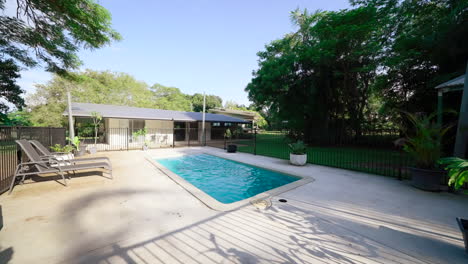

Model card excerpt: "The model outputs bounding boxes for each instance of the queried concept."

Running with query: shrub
[402,112,451,169]
[438,157,468,190]
[50,144,74,153]
[289,140,307,155]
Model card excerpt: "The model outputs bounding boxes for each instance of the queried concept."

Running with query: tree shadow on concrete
[264,200,468,264]
[50,187,468,264]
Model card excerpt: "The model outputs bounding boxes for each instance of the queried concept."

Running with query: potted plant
[50,144,75,159]
[402,112,451,191]
[225,128,237,153]
[143,140,149,151]
[50,144,74,154]
[289,140,307,166]
[89,111,102,154]
[438,157,468,253]
[68,136,86,157]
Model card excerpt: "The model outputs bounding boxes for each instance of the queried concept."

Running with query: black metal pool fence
[75,126,413,178]
[81,125,412,179]
[0,126,66,193]
[2,125,456,194]
[208,128,415,179]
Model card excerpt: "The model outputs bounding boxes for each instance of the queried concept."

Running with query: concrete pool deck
[0,147,467,263]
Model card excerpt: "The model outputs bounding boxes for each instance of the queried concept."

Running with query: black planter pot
[74,147,87,157]
[409,167,444,191]
[227,144,237,153]
[457,218,468,253]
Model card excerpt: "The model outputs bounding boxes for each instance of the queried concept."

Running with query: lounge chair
[9,140,112,194]
[29,140,111,165]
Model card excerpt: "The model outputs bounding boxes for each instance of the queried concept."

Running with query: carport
[436,70,468,158]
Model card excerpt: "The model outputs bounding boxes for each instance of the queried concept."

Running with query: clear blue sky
[18,0,350,106]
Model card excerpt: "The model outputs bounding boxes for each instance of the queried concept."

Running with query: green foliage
[224,128,232,139]
[190,93,223,112]
[50,144,74,153]
[151,84,192,111]
[26,71,196,126]
[132,128,147,137]
[67,136,81,151]
[247,1,467,137]
[0,0,120,113]
[438,157,468,191]
[246,6,385,138]
[402,112,451,169]
[255,115,268,129]
[224,100,245,110]
[353,0,468,119]
[91,112,102,145]
[0,59,25,115]
[289,140,307,155]
[26,69,233,127]
[0,110,31,126]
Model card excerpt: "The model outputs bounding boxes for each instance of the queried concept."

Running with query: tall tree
[151,84,192,111]
[246,6,385,140]
[190,93,222,112]
[0,110,31,126]
[353,0,468,117]
[0,0,121,116]
[0,59,24,123]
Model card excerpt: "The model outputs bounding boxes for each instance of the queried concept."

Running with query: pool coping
[145,151,315,211]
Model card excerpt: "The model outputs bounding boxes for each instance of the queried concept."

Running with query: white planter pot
[89,146,97,154]
[290,153,307,166]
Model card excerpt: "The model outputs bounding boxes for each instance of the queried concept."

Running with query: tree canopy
[190,93,223,112]
[23,70,226,127]
[151,84,192,111]
[246,0,468,140]
[0,0,120,119]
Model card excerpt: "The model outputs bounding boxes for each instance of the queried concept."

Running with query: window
[224,122,232,127]
[131,120,145,130]
[212,122,221,127]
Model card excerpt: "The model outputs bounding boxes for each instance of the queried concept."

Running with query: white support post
[202,92,206,146]
[66,87,75,142]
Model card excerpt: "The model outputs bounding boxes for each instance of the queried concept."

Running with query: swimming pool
[155,154,300,204]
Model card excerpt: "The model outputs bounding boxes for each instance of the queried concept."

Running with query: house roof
[435,74,465,90]
[65,103,250,123]
[210,108,257,117]
[209,108,259,122]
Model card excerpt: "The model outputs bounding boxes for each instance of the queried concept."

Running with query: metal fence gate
[0,127,66,194]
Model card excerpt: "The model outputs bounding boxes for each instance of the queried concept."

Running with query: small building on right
[436,72,467,158]
[209,108,261,129]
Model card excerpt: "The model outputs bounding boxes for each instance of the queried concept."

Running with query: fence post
[172,126,175,148]
[203,125,206,146]
[126,128,129,151]
[224,133,226,150]
[254,128,257,155]
[49,127,52,147]
[187,126,190,147]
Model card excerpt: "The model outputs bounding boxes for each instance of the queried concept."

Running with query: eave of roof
[210,108,257,117]
[435,74,465,90]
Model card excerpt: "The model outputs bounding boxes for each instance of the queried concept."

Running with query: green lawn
[235,132,412,178]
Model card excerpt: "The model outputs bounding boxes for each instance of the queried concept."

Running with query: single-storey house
[64,103,250,149]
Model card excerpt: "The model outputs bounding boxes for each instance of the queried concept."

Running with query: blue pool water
[156,154,299,204]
